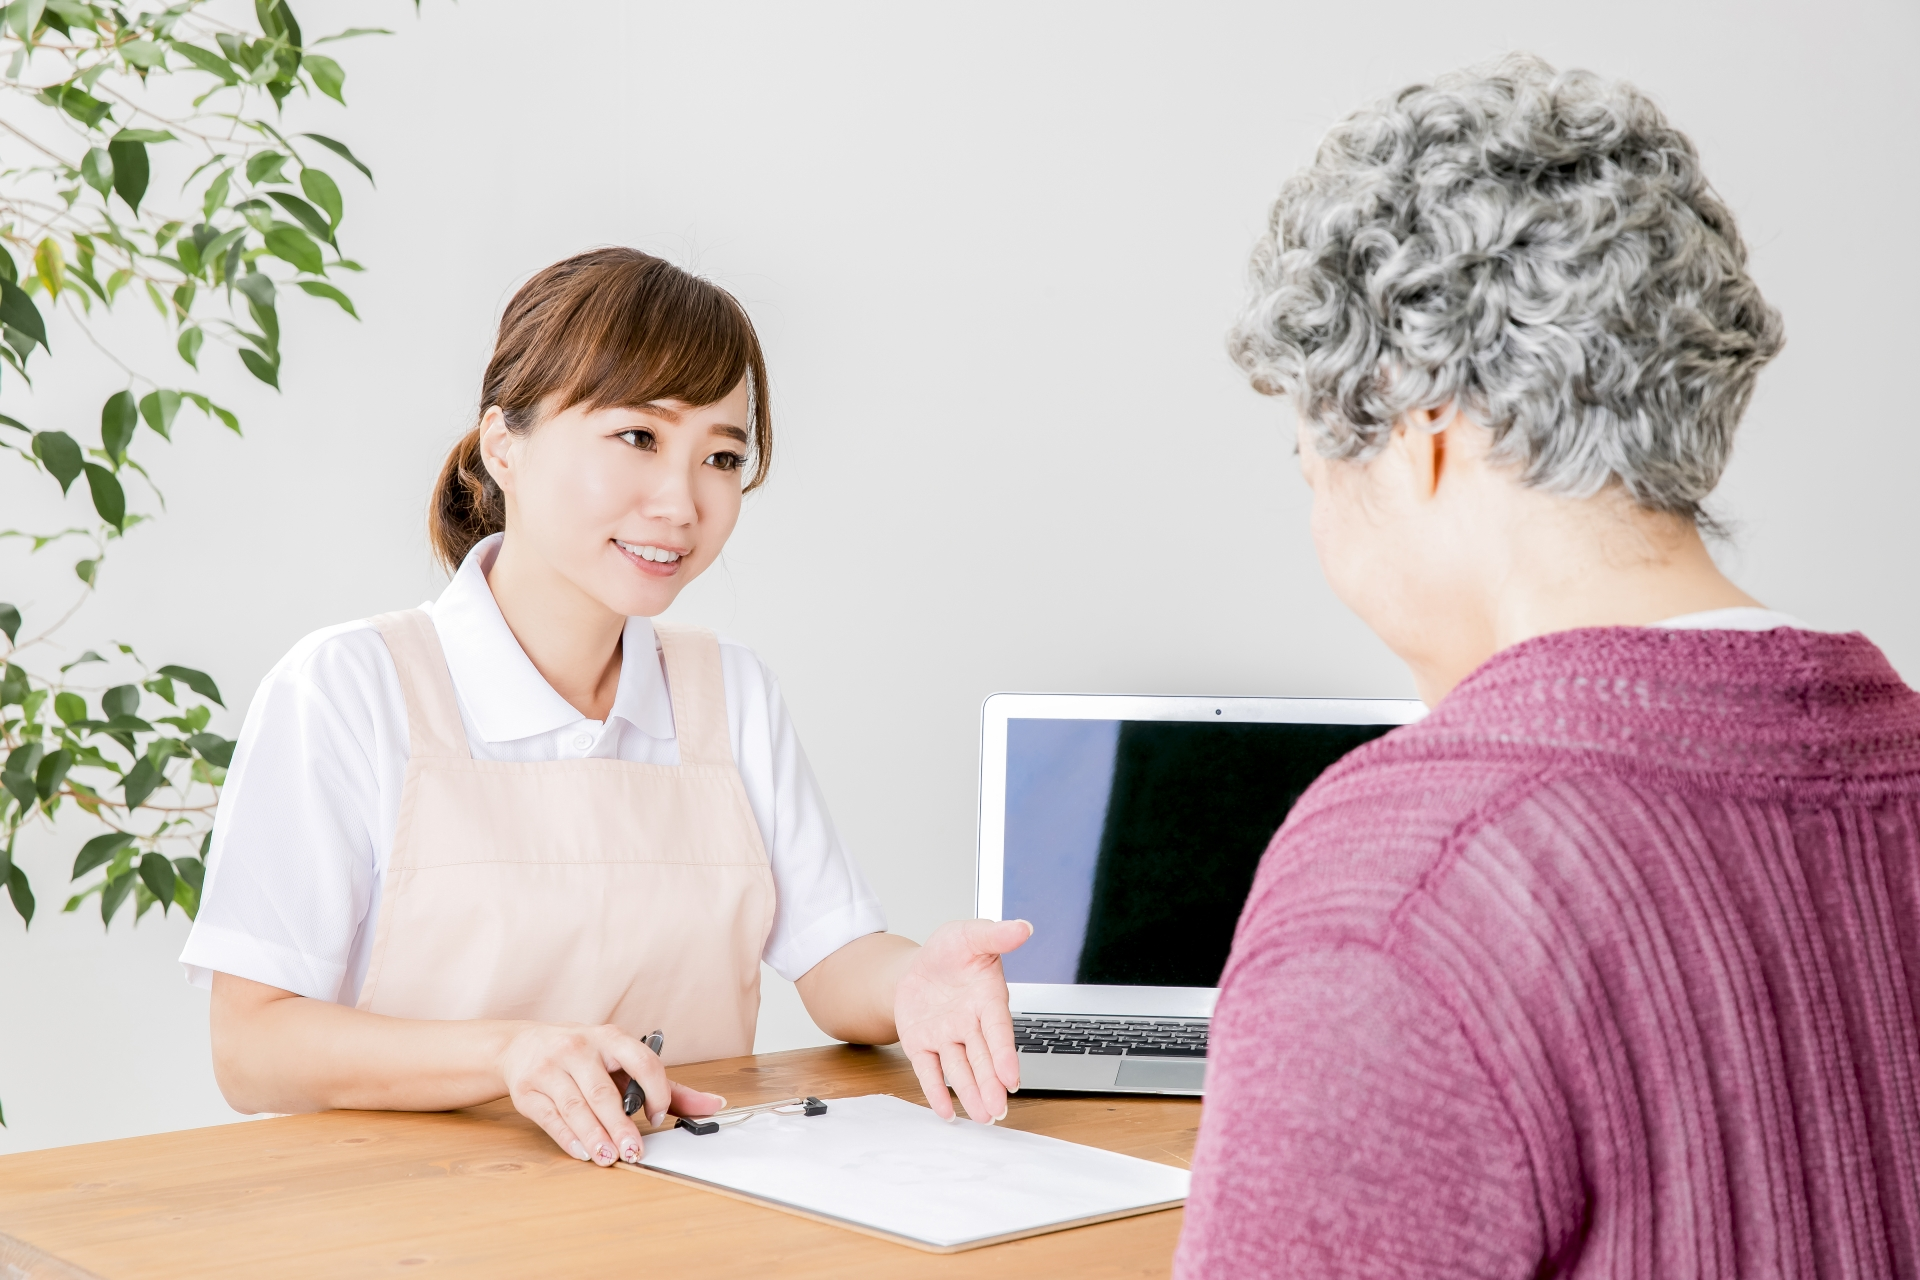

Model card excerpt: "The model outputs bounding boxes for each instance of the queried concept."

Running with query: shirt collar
[428,533,676,744]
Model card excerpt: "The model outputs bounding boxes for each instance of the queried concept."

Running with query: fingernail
[569,1141,589,1161]
[712,1096,727,1109]
[995,1108,1008,1123]
[621,1140,641,1163]
[595,1143,616,1165]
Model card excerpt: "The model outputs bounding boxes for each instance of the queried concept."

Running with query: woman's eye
[617,429,656,450]
[706,451,745,472]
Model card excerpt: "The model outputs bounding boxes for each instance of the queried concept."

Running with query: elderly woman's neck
[1423,494,1760,701]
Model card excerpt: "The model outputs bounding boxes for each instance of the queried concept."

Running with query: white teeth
[617,540,682,564]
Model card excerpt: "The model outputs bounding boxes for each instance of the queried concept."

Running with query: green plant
[0,1,397,1122]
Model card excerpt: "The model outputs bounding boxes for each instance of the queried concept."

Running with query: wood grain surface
[0,1044,1201,1279]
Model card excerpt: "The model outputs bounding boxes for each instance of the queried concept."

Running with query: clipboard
[618,1093,1190,1253]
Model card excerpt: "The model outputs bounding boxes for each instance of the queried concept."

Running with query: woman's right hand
[496,1022,726,1166]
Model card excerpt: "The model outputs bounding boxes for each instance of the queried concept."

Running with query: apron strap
[652,622,733,768]
[370,609,472,761]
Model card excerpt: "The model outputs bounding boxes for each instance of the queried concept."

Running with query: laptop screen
[999,718,1394,989]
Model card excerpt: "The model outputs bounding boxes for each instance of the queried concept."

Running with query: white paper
[636,1093,1190,1249]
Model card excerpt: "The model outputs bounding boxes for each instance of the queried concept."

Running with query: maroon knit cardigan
[1175,627,1920,1279]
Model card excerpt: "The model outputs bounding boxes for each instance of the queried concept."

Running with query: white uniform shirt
[180,533,886,1004]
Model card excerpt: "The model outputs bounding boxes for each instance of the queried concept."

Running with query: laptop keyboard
[1012,1016,1210,1058]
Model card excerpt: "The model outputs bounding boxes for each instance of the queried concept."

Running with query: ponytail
[428,426,504,574]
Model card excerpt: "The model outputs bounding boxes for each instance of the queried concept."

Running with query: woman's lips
[613,538,685,577]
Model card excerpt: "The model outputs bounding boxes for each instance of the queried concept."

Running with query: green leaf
[0,280,48,352]
[298,133,373,184]
[34,238,64,298]
[54,691,84,723]
[0,665,28,708]
[73,559,96,586]
[187,733,234,767]
[102,684,139,718]
[267,192,333,243]
[101,389,137,463]
[263,226,323,275]
[138,390,182,440]
[202,168,232,220]
[113,128,175,144]
[177,325,204,369]
[245,151,289,185]
[174,855,204,894]
[34,748,70,800]
[0,603,16,643]
[83,462,125,529]
[43,83,111,128]
[298,168,342,227]
[2,772,36,810]
[234,270,276,309]
[8,0,46,42]
[168,41,238,84]
[238,348,279,388]
[107,137,149,213]
[80,146,114,197]
[119,39,167,69]
[137,851,176,912]
[32,430,82,493]
[295,280,358,319]
[303,53,345,103]
[101,868,134,924]
[73,831,135,878]
[156,665,224,707]
[59,650,103,673]
[8,864,33,929]
[314,26,391,43]
[121,758,161,810]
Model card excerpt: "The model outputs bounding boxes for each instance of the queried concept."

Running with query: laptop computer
[977,692,1425,1095]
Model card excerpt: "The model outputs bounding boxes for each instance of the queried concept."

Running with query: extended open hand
[894,918,1033,1122]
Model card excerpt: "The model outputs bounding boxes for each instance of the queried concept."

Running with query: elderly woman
[1176,56,1920,1279]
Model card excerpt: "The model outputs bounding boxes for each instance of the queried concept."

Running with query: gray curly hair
[1230,54,1784,524]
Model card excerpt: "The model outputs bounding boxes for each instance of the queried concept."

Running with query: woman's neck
[483,535,626,721]
[1410,494,1760,705]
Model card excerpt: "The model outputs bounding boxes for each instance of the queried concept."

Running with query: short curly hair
[1229,54,1784,525]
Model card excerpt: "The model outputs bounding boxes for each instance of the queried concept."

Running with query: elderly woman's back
[1178,625,1920,1277]
[1177,56,1919,1279]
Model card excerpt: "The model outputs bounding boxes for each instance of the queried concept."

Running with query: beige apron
[353,609,775,1067]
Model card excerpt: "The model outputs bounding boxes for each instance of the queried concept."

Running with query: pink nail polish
[621,1141,641,1163]
[596,1144,615,1164]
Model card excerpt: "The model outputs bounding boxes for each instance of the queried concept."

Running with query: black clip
[802,1096,827,1116]
[675,1116,720,1135]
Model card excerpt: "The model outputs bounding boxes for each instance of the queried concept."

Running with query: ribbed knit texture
[1175,627,1920,1280]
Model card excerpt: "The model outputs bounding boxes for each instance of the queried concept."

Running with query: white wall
[3,0,1915,1154]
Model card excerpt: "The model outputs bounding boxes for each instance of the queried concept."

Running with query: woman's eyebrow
[708,424,749,443]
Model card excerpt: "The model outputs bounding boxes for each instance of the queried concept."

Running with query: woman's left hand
[895,918,1034,1123]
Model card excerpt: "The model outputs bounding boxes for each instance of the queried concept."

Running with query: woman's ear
[1390,407,1445,503]
[478,406,516,496]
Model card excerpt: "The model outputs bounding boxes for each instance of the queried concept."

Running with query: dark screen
[1000,719,1392,987]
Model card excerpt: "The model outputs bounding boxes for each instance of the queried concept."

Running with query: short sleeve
[1174,946,1543,1280]
[178,623,401,1003]
[718,642,886,981]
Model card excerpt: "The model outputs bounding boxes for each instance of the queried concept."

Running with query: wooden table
[0,1044,1200,1278]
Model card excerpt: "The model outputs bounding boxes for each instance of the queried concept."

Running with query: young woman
[182,248,1029,1168]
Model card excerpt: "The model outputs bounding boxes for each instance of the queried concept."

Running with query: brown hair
[429,247,773,573]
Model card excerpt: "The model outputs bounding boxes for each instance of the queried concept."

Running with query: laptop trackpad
[1116,1058,1207,1091]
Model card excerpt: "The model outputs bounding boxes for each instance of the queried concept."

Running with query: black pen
[622,1029,665,1118]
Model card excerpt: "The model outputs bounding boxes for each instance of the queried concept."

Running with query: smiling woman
[178,248,1034,1171]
